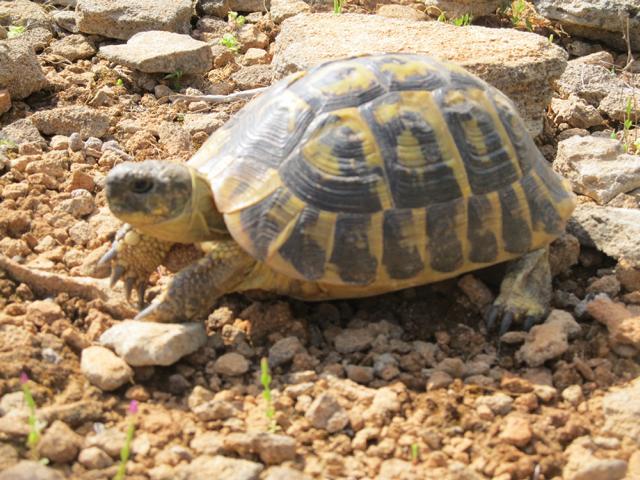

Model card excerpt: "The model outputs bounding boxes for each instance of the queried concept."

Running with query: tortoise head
[105,160,227,243]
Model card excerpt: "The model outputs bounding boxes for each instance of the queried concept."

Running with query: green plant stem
[114,422,135,480]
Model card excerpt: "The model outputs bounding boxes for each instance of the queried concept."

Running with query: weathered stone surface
[305,393,349,432]
[175,455,263,480]
[99,31,213,74]
[534,0,640,52]
[516,310,581,367]
[0,0,53,51]
[563,436,628,480]
[553,136,640,204]
[272,13,567,136]
[424,0,503,17]
[568,204,640,267]
[38,420,82,463]
[0,461,64,480]
[603,377,640,443]
[49,34,96,61]
[598,87,640,123]
[199,0,268,19]
[76,0,192,40]
[555,55,624,106]
[231,64,273,89]
[587,295,640,350]
[214,352,250,376]
[81,345,133,391]
[377,4,427,21]
[0,119,46,146]
[0,41,49,99]
[99,321,207,366]
[30,106,110,139]
[270,0,310,24]
[551,95,604,129]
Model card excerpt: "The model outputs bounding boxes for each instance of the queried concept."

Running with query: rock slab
[568,204,640,267]
[99,320,207,366]
[516,310,581,367]
[272,13,568,136]
[0,41,49,99]
[553,136,640,204]
[99,31,213,74]
[602,377,640,443]
[76,0,192,40]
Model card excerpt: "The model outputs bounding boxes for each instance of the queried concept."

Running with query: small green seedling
[410,443,420,465]
[436,12,447,22]
[452,13,472,26]
[7,25,26,39]
[163,69,184,91]
[228,11,246,26]
[622,97,636,153]
[547,33,554,44]
[220,33,240,53]
[260,358,277,432]
[333,0,343,14]
[510,0,526,25]
[114,400,138,480]
[20,373,43,460]
[610,131,618,140]
[115,78,124,87]
[0,139,17,148]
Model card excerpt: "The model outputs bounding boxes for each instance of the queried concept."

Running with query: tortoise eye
[132,178,153,194]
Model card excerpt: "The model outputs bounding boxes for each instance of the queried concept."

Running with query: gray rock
[551,95,604,129]
[0,0,54,51]
[175,455,263,480]
[269,336,304,367]
[373,353,400,380]
[424,0,503,17]
[76,0,192,40]
[553,136,640,204]
[563,436,628,480]
[38,420,82,463]
[199,0,268,19]
[598,87,640,123]
[99,31,213,74]
[99,320,207,366]
[78,446,114,469]
[183,113,226,134]
[231,64,273,90]
[602,376,640,442]
[345,364,374,384]
[334,328,375,353]
[253,433,297,464]
[0,461,64,480]
[49,34,96,61]
[516,310,581,367]
[80,345,133,391]
[58,189,95,218]
[376,4,427,21]
[0,41,49,99]
[30,106,109,139]
[568,203,640,267]
[555,57,622,106]
[272,13,568,136]
[0,118,46,146]
[190,432,224,455]
[305,393,349,432]
[270,0,310,24]
[214,352,250,376]
[53,11,79,33]
[476,393,514,416]
[191,399,239,421]
[263,467,312,480]
[534,0,639,52]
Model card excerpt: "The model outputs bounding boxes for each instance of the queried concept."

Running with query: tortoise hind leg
[485,248,552,334]
[135,240,256,323]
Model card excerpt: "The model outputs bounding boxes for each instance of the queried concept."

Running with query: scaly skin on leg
[486,248,552,334]
[99,224,174,308]
[135,239,256,323]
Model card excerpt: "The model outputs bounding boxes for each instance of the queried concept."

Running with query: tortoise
[102,53,576,331]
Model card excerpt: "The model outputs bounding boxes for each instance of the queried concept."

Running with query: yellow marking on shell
[214,168,282,214]
[379,58,433,83]
[319,63,379,97]
[485,190,507,261]
[302,107,394,210]
[511,180,533,234]
[444,89,489,158]
[264,194,308,260]
[374,91,472,198]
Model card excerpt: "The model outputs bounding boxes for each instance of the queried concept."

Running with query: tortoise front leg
[135,240,256,323]
[486,248,552,334]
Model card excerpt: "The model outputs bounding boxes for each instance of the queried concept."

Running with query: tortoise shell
[189,54,575,290]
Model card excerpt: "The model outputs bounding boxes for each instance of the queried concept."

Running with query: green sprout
[436,12,447,22]
[333,0,343,14]
[115,78,124,87]
[114,400,138,480]
[452,13,472,26]
[622,97,636,153]
[610,131,618,140]
[548,33,554,44]
[0,139,17,148]
[410,443,420,464]
[228,11,246,26]
[163,69,184,91]
[7,25,26,39]
[510,0,526,25]
[20,373,43,460]
[260,358,277,433]
[219,33,240,53]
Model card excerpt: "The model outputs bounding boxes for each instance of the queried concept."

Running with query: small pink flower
[128,400,139,415]
[19,372,29,384]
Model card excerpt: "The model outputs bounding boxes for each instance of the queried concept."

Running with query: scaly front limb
[99,224,174,308]
[135,239,256,323]
[485,248,552,334]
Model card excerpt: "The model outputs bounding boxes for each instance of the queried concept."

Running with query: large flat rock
[76,0,192,40]
[534,0,639,52]
[272,14,568,136]
[99,31,213,74]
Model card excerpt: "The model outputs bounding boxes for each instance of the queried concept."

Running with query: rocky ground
[0,0,640,479]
